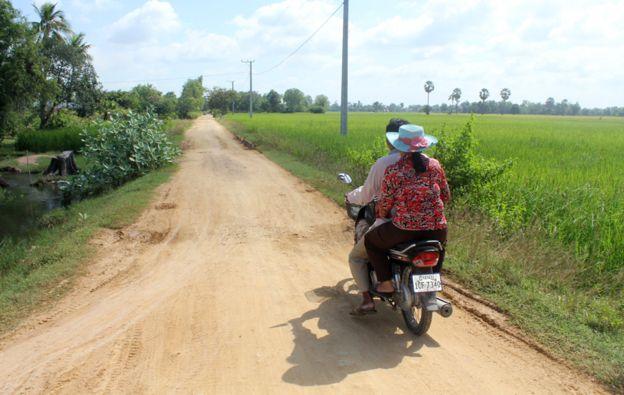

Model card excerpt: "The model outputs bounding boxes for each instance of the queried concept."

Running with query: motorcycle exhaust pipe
[435,297,453,318]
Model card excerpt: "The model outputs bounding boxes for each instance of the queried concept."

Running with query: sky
[12,0,624,107]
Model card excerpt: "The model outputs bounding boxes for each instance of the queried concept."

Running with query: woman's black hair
[385,118,410,133]
[411,152,428,174]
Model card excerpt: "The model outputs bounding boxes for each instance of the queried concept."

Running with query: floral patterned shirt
[377,154,450,231]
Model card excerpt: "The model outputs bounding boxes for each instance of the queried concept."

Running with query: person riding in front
[364,124,450,294]
[346,118,409,315]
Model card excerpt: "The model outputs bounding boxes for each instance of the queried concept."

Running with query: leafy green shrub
[0,111,38,141]
[187,111,203,119]
[47,109,83,129]
[63,111,180,198]
[433,116,511,198]
[309,105,325,114]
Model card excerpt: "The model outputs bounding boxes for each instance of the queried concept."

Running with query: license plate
[412,273,442,293]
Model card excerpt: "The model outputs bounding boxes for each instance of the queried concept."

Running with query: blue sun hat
[386,124,437,153]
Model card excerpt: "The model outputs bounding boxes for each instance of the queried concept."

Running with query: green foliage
[0,0,45,139]
[206,87,233,116]
[104,90,139,110]
[31,2,101,128]
[157,91,178,118]
[63,111,180,198]
[433,116,511,197]
[131,84,162,112]
[263,89,283,112]
[313,94,329,111]
[46,108,82,129]
[177,76,205,118]
[309,105,325,114]
[283,88,306,112]
[15,124,94,152]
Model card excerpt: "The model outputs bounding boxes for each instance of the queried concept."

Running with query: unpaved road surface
[0,117,605,394]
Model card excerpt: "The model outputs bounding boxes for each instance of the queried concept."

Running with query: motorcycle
[338,172,453,336]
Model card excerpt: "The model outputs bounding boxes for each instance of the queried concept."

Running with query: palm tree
[33,2,71,42]
[68,33,91,61]
[479,88,490,114]
[448,88,461,114]
[500,88,511,114]
[500,88,511,102]
[424,81,434,115]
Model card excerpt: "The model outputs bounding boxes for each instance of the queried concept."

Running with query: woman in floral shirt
[364,124,450,294]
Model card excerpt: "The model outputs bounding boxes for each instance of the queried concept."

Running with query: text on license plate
[412,273,442,293]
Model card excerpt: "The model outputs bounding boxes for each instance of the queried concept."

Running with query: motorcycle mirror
[337,173,353,185]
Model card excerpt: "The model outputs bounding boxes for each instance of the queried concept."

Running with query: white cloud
[233,0,342,58]
[94,0,623,107]
[107,0,180,44]
[344,0,624,106]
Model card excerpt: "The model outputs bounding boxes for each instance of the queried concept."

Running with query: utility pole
[228,80,235,113]
[340,0,349,135]
[241,59,255,118]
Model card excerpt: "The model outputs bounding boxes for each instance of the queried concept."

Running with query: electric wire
[102,2,343,85]
[254,3,343,75]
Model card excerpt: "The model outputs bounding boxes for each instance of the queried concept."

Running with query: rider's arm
[345,160,384,205]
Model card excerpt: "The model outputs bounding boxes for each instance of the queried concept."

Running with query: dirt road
[0,117,605,394]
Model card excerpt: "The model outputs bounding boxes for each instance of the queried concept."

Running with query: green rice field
[223,112,624,389]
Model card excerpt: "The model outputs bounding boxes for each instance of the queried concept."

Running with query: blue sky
[12,0,624,107]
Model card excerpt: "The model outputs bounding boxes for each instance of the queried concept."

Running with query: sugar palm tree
[500,88,511,114]
[33,2,71,42]
[479,88,490,114]
[424,81,434,114]
[448,88,461,114]
[500,88,511,102]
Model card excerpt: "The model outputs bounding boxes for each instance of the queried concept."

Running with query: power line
[102,3,343,86]
[254,3,343,75]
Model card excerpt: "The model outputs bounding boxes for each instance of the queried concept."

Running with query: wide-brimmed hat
[386,124,437,153]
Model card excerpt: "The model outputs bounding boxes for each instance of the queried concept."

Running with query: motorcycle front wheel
[400,266,433,336]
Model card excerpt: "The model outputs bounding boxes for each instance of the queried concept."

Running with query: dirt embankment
[0,117,606,394]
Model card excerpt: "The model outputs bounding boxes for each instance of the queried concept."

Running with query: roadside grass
[222,116,624,391]
[0,119,192,335]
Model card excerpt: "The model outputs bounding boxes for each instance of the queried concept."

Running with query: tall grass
[15,125,98,153]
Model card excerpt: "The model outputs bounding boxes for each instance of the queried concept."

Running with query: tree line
[205,88,329,115]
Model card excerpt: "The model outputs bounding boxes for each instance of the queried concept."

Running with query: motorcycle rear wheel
[400,266,433,336]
